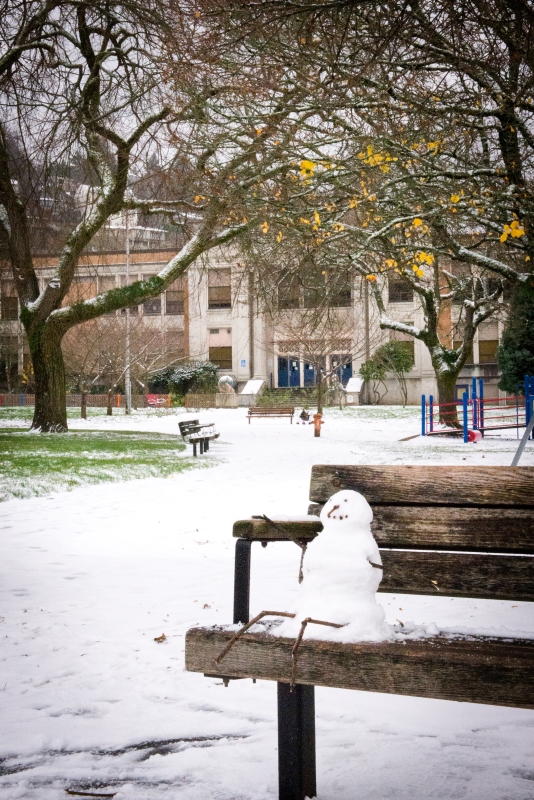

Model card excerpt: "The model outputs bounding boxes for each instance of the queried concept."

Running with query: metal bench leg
[199,439,204,455]
[277,682,316,800]
[193,441,197,457]
[233,539,251,624]
[205,437,209,451]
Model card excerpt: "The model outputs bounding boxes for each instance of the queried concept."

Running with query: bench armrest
[233,518,321,541]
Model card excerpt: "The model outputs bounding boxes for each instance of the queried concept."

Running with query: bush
[169,361,219,395]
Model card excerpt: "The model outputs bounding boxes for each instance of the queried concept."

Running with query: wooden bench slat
[310,465,534,507]
[379,551,534,600]
[233,509,534,554]
[185,628,534,709]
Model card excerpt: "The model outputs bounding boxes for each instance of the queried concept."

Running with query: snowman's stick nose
[327,504,340,518]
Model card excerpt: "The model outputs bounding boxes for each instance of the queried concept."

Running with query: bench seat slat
[310,465,534,507]
[233,508,534,554]
[185,628,534,709]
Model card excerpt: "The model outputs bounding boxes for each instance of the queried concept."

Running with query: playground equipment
[422,376,534,443]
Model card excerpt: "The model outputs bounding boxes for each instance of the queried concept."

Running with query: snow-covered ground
[1,407,533,800]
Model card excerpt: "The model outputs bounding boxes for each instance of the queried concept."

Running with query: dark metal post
[193,441,197,457]
[277,682,316,800]
[233,539,252,624]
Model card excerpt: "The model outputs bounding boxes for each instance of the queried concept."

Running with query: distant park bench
[247,407,295,424]
[186,465,534,800]
[178,419,219,456]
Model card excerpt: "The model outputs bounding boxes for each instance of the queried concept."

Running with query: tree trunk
[81,392,87,419]
[436,372,461,427]
[316,373,324,414]
[29,325,68,432]
[107,389,113,416]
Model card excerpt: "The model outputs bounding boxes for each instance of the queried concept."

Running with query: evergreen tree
[497,282,534,394]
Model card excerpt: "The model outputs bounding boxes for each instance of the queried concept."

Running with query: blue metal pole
[478,377,484,436]
[421,394,426,436]
[463,392,469,443]
[429,394,434,432]
[20,393,24,407]
[526,375,531,429]
[471,377,478,430]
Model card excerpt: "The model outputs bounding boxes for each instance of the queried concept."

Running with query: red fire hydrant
[313,413,324,438]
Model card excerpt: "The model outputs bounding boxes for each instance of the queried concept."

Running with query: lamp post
[124,209,132,414]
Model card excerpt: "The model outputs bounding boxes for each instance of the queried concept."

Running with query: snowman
[276,489,393,643]
[215,489,394,673]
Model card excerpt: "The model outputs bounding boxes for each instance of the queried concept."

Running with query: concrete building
[1,246,504,403]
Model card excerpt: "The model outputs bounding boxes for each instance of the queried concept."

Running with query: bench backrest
[248,407,295,413]
[233,465,534,603]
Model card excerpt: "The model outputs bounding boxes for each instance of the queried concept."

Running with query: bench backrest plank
[310,465,534,507]
[234,508,534,554]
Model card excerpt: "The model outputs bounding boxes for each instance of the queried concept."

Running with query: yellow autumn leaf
[300,217,311,225]
[299,159,317,176]
[313,211,321,226]
[450,195,460,203]
[366,274,377,282]
[413,218,423,227]
[261,221,269,234]
[277,231,283,242]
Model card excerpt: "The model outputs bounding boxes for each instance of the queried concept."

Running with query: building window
[389,328,415,362]
[209,346,232,369]
[142,274,161,315]
[1,281,18,320]
[208,269,231,309]
[453,339,474,362]
[166,289,184,315]
[165,277,184,315]
[209,328,219,334]
[388,278,414,303]
[278,275,300,309]
[329,272,352,307]
[479,340,499,363]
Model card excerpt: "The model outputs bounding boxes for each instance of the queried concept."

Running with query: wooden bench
[178,419,219,456]
[248,406,295,423]
[185,466,534,800]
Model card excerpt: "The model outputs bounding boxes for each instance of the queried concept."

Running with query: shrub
[169,361,219,395]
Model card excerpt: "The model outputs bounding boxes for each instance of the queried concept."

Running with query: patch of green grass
[0,429,205,502]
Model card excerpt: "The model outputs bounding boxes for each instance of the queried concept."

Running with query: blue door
[332,355,353,386]
[303,362,316,386]
[278,357,289,387]
[289,357,301,387]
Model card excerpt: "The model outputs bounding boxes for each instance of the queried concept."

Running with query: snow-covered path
[1,408,533,799]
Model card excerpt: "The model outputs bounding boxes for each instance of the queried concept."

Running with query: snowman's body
[277,490,393,642]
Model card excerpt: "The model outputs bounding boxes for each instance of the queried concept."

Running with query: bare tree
[0,0,314,430]
[62,317,184,416]
[200,0,533,418]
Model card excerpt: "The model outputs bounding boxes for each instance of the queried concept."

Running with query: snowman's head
[320,489,373,530]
